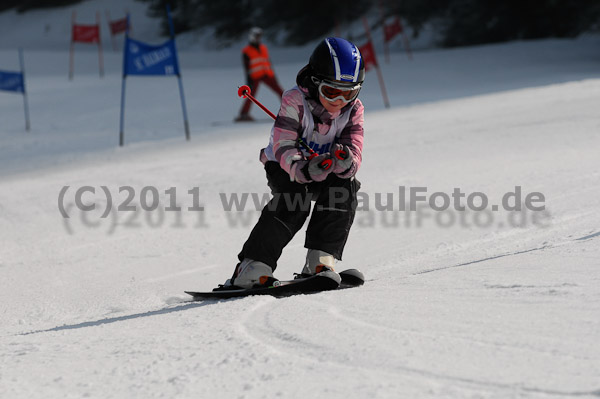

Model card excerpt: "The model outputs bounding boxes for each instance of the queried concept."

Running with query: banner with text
[110,17,128,35]
[0,71,24,93]
[1,48,31,130]
[123,37,180,76]
[119,5,189,146]
[72,24,100,43]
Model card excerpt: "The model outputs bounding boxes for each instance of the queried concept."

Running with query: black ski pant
[238,161,360,271]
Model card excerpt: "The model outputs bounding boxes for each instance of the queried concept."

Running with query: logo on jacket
[308,142,332,155]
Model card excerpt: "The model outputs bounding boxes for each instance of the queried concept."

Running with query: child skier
[225,37,365,289]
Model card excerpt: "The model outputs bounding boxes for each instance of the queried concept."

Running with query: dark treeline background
[2,0,599,47]
[394,0,600,47]
[0,0,82,13]
[138,0,600,47]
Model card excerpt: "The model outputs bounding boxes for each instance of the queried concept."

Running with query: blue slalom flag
[119,5,189,146]
[123,37,180,76]
[0,70,24,93]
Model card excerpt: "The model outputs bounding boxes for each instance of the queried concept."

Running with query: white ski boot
[228,258,275,289]
[300,249,338,276]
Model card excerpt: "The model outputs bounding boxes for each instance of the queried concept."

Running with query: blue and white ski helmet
[309,37,365,85]
[296,37,365,100]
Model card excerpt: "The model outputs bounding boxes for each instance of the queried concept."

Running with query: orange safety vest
[242,44,274,80]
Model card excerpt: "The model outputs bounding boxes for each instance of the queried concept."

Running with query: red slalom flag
[106,11,130,52]
[72,24,100,43]
[109,17,128,35]
[360,16,390,108]
[384,17,404,43]
[359,41,378,72]
[69,11,103,79]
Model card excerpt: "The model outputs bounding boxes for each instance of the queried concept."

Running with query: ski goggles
[312,77,362,103]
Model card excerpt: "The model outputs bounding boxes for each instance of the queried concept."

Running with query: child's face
[319,95,346,113]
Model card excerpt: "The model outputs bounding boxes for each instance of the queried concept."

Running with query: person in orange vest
[235,27,284,122]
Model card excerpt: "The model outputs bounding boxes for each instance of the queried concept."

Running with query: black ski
[185,269,364,300]
[339,268,365,288]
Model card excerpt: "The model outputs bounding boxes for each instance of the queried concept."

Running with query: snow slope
[1,1,600,398]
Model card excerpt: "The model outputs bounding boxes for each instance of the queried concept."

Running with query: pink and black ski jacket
[260,85,364,182]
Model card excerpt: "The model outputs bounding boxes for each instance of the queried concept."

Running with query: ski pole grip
[308,153,333,170]
[237,85,277,120]
[238,85,251,98]
[334,149,348,160]
[319,159,333,170]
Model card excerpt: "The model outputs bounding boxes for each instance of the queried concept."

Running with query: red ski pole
[237,85,335,170]
[237,85,277,120]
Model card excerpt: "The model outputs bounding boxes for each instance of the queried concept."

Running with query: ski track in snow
[414,229,600,276]
[237,294,600,398]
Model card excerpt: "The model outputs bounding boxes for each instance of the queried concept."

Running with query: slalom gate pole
[119,75,127,146]
[19,47,30,131]
[237,85,335,169]
[96,11,104,78]
[69,11,75,80]
[362,17,390,109]
[106,10,117,52]
[167,4,190,141]
[119,28,129,147]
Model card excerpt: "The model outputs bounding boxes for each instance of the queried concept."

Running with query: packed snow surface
[1,1,600,398]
